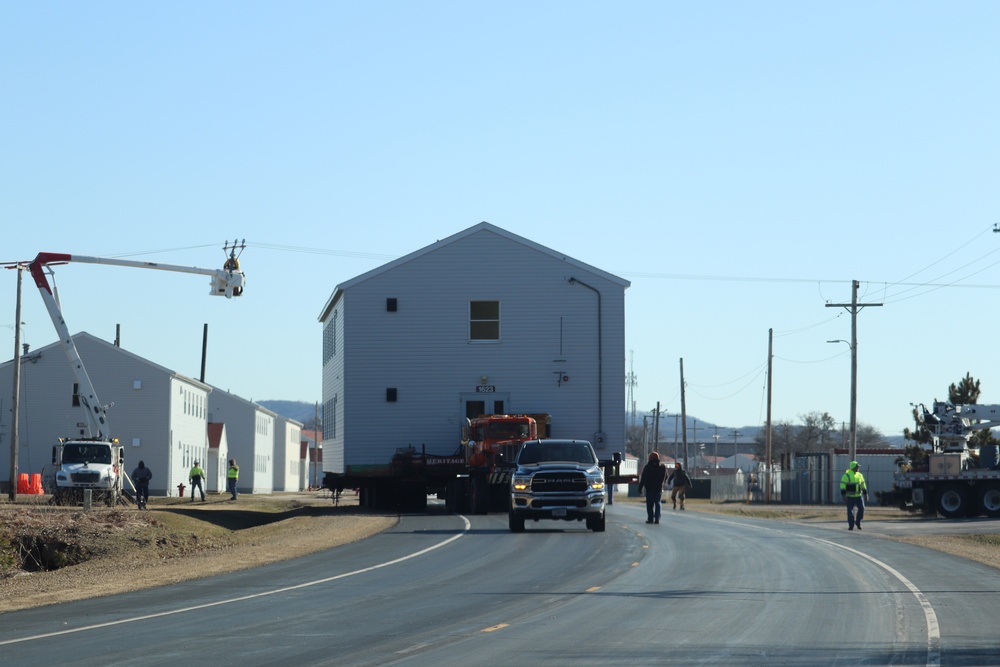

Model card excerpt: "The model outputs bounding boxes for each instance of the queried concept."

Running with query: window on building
[323,311,338,364]
[470,300,500,341]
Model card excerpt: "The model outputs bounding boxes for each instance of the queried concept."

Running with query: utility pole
[627,350,637,428]
[8,265,24,501]
[826,280,882,461]
[732,430,742,470]
[674,413,679,461]
[765,328,773,504]
[692,419,697,466]
[653,402,661,457]
[679,358,688,468]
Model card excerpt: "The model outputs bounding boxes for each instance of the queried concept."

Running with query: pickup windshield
[517,442,596,465]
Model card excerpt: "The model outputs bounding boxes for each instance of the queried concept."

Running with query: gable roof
[206,384,280,418]
[2,331,211,391]
[207,422,226,449]
[318,221,630,321]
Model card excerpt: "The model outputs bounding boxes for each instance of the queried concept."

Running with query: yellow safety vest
[840,469,866,498]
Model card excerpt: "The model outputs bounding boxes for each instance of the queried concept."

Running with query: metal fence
[697,451,904,505]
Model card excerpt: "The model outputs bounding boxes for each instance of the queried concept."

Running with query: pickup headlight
[589,475,605,490]
[512,476,530,491]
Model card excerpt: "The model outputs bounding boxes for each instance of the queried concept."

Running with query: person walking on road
[226,459,240,500]
[132,460,152,510]
[840,460,868,530]
[189,460,206,502]
[637,452,667,524]
[667,462,691,510]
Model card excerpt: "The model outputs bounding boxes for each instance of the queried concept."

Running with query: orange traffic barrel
[29,473,43,494]
[16,473,30,494]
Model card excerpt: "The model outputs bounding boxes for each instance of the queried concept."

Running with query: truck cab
[508,439,607,533]
[51,438,125,507]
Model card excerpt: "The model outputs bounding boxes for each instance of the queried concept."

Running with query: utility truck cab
[52,438,125,506]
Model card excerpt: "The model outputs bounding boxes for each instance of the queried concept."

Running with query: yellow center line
[481,623,509,633]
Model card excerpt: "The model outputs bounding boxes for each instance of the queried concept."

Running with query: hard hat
[850,460,860,469]
[194,461,199,466]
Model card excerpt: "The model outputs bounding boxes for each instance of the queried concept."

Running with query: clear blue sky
[3,2,1000,438]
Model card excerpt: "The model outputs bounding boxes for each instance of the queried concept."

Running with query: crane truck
[894,401,1000,518]
[24,241,246,507]
[326,412,636,515]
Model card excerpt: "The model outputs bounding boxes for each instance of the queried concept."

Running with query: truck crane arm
[25,241,246,439]
[918,401,1000,451]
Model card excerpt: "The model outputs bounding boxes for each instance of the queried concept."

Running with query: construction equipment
[894,401,1000,518]
[26,241,246,507]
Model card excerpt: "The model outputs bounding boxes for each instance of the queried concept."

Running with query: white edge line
[685,512,941,667]
[0,514,472,646]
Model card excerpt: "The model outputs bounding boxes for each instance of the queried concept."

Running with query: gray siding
[0,332,210,497]
[273,416,303,492]
[207,388,275,494]
[320,223,628,474]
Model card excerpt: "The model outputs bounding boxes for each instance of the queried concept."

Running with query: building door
[463,394,510,420]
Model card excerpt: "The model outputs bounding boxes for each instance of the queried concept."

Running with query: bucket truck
[894,401,1000,518]
[24,241,246,507]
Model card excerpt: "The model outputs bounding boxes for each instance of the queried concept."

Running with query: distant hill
[258,400,319,427]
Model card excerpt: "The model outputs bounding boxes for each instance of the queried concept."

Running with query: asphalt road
[1,501,997,666]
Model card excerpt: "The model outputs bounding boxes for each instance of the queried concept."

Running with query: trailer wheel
[977,484,1000,518]
[470,476,488,515]
[400,484,428,513]
[508,510,525,533]
[446,479,469,514]
[935,484,972,518]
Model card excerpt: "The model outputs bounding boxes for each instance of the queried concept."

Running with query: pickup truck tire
[586,511,606,532]
[508,510,525,533]
[977,484,1000,518]
[935,483,972,519]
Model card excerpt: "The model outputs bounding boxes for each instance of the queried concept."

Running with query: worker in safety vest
[227,459,240,500]
[839,460,868,531]
[188,461,206,502]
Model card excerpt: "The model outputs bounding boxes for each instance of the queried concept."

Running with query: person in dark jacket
[132,460,152,510]
[667,462,691,510]
[637,452,668,524]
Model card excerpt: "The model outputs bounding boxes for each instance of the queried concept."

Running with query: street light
[828,338,857,461]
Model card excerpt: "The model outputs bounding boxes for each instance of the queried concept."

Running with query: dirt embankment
[0,492,397,613]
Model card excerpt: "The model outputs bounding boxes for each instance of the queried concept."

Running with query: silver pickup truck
[508,439,607,532]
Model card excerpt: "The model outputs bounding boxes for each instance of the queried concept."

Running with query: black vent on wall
[386,388,398,402]
[386,298,397,312]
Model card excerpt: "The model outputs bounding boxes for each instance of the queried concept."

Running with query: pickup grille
[71,471,101,483]
[530,497,588,509]
[530,471,587,493]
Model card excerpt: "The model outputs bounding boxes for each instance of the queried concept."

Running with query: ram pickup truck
[508,439,607,532]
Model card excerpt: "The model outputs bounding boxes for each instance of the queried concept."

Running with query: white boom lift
[24,241,246,506]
